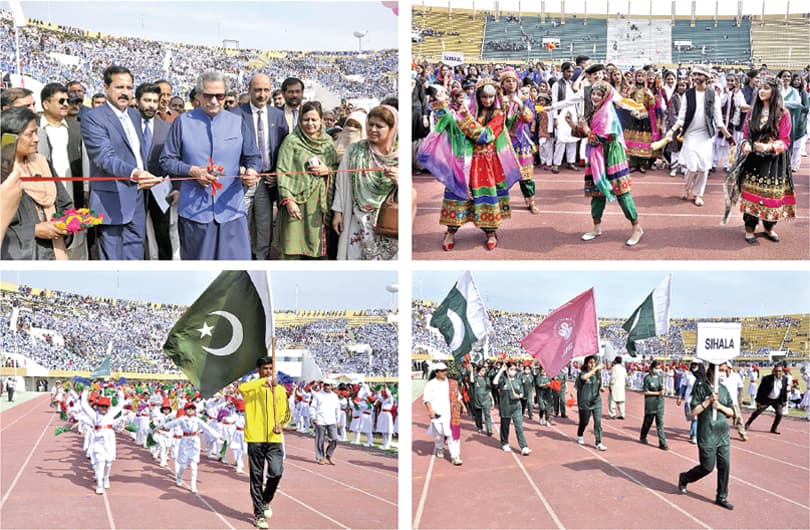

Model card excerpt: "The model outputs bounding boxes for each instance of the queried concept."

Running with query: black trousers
[681,443,730,501]
[248,442,284,517]
[745,398,784,432]
[743,213,776,232]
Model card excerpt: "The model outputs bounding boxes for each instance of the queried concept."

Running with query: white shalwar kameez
[162,415,221,493]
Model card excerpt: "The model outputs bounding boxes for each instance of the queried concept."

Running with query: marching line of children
[53,378,400,497]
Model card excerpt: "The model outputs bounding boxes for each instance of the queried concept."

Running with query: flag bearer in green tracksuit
[640,360,668,450]
[497,362,531,455]
[575,355,607,450]
[520,365,535,420]
[678,363,735,510]
[471,364,493,436]
[554,369,568,418]
[534,365,553,426]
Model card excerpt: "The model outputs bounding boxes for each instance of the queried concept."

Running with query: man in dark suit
[134,82,174,260]
[230,73,288,259]
[38,82,89,259]
[745,362,789,434]
[81,66,163,260]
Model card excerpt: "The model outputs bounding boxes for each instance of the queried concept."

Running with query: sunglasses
[52,97,69,105]
[201,93,226,101]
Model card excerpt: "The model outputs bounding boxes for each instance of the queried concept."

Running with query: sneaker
[577,436,585,445]
[678,473,688,494]
[175,477,183,487]
[435,449,444,458]
[669,168,677,177]
[255,516,269,529]
[639,437,648,444]
[690,436,697,444]
[95,487,104,495]
[326,456,336,465]
[596,443,607,451]
[502,445,511,452]
[521,447,532,456]
[715,498,735,510]
[263,504,273,519]
[451,457,463,466]
[103,479,110,489]
[191,487,198,494]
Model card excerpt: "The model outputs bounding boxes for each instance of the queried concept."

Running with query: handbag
[374,187,398,238]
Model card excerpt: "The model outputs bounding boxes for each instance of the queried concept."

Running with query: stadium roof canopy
[418,0,800,17]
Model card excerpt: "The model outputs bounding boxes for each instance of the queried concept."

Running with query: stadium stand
[0,284,398,377]
[413,299,809,363]
[412,6,809,68]
[751,14,810,67]
[671,18,752,65]
[482,16,608,62]
[0,10,397,103]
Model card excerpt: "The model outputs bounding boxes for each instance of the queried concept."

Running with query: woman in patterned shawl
[418,81,521,252]
[569,81,644,246]
[332,105,398,260]
[276,101,339,259]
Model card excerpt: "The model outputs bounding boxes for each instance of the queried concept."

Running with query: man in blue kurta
[159,71,260,260]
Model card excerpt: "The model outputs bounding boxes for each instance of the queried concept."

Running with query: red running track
[412,385,810,529]
[412,147,809,260]
[1,395,397,529]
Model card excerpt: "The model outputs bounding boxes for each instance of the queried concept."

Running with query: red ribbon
[210,180,223,196]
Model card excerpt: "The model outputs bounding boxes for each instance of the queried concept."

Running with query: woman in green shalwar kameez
[277,101,339,260]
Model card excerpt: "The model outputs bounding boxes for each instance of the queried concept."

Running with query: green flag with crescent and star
[430,271,492,365]
[163,271,273,397]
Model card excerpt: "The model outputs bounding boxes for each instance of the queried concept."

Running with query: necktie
[143,119,152,154]
[119,114,142,169]
[256,109,268,171]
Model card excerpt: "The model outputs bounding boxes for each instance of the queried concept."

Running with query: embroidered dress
[504,100,536,182]
[619,87,656,160]
[441,111,514,229]
[740,111,796,222]
[582,87,632,200]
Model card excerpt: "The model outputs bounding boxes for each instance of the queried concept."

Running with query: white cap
[431,362,448,372]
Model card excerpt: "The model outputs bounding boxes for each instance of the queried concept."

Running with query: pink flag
[520,288,599,376]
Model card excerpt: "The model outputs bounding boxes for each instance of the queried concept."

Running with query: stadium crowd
[1,285,398,377]
[0,11,398,261]
[412,299,809,362]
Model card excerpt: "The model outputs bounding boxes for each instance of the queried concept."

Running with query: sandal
[442,231,456,251]
[626,226,644,246]
[525,197,539,215]
[485,233,498,251]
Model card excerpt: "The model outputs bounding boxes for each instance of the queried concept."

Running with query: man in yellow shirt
[239,356,291,529]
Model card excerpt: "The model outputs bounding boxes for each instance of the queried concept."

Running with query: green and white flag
[622,275,672,356]
[429,271,492,364]
[163,271,273,397]
[90,352,111,379]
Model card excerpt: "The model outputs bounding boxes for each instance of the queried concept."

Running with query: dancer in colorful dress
[500,68,538,214]
[418,82,522,251]
[569,81,644,246]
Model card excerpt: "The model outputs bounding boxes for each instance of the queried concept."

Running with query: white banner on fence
[442,51,464,66]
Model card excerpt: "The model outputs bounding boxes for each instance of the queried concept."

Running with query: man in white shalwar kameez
[666,67,734,207]
[423,362,464,465]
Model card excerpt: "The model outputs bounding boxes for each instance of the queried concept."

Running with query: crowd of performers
[416,60,805,248]
[424,355,810,460]
[49,378,398,496]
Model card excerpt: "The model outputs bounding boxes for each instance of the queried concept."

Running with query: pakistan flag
[430,271,492,364]
[164,271,273,397]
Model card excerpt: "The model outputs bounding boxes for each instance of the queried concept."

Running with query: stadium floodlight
[353,30,368,52]
[386,284,398,313]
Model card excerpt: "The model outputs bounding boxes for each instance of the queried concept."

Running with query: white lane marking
[1,412,55,507]
[412,453,435,530]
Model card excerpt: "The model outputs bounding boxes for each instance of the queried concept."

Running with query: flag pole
[271,336,278,429]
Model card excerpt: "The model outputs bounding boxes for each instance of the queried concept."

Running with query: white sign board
[442,52,464,66]
[696,322,741,364]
